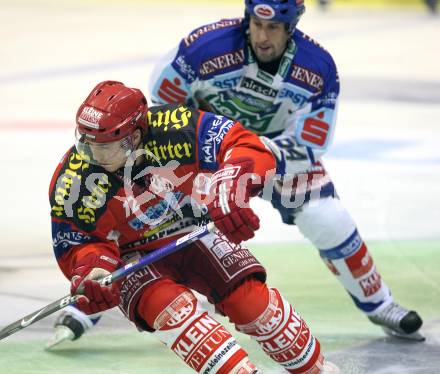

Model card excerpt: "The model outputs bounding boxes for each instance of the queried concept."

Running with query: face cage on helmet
[75,128,135,168]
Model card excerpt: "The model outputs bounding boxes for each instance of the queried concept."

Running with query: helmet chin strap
[123,135,147,169]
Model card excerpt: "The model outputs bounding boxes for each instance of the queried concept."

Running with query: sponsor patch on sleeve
[198,113,236,170]
[52,221,91,259]
[295,107,334,150]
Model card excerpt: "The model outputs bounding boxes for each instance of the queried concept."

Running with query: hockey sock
[219,279,323,373]
[137,279,257,373]
[319,233,392,313]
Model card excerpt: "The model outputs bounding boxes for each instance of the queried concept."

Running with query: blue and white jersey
[150,18,340,173]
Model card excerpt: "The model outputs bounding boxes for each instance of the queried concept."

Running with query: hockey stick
[0,222,216,341]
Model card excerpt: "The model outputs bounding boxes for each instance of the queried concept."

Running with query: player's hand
[208,157,261,244]
[70,252,122,314]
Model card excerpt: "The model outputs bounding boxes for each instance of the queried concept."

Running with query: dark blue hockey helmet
[244,0,305,33]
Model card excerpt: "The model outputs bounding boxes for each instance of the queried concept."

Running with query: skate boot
[323,360,340,373]
[368,302,425,341]
[45,305,99,349]
[308,354,340,373]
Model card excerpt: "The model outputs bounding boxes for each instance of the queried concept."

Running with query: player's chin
[255,50,274,63]
[102,163,123,173]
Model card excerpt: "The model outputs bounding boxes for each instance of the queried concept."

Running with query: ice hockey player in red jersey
[48,80,338,373]
[50,0,423,352]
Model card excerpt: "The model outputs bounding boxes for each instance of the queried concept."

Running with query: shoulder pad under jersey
[287,29,338,95]
[183,18,244,50]
[144,104,198,166]
[49,148,121,232]
[178,19,247,80]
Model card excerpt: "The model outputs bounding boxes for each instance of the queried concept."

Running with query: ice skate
[368,302,425,342]
[45,306,96,350]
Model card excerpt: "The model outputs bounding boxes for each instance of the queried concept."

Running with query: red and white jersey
[49,104,275,279]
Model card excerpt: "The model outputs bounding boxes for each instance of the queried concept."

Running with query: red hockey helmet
[76,80,147,143]
[75,81,148,168]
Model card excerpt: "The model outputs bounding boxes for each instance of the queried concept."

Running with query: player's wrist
[71,251,121,293]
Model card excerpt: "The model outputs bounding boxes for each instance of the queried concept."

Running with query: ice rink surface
[0,1,439,373]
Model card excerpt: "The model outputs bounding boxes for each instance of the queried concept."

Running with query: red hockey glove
[208,157,261,244]
[71,251,123,315]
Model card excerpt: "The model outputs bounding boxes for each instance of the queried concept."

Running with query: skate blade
[382,326,426,342]
[45,326,75,350]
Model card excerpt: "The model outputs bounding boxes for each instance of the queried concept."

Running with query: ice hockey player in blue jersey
[148,0,425,342]
[49,0,424,349]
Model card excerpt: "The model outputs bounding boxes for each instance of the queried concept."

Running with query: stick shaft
[101,222,214,286]
[0,222,215,341]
